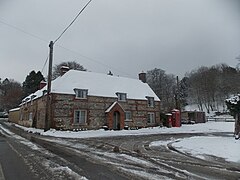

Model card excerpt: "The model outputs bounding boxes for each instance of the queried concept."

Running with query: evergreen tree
[22,70,45,96]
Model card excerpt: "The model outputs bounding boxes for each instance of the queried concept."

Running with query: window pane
[147,113,155,123]
[118,93,127,101]
[80,111,86,124]
[29,113,33,121]
[125,111,132,120]
[74,111,80,123]
[148,97,154,107]
[75,89,88,99]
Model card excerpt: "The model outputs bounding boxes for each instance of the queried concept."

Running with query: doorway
[113,111,120,130]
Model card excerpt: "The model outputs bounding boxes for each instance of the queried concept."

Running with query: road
[1,120,240,179]
[0,133,37,180]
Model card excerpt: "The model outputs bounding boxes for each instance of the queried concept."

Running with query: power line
[41,55,49,74]
[0,19,51,76]
[55,44,132,77]
[53,0,92,44]
[0,2,131,78]
[0,19,48,43]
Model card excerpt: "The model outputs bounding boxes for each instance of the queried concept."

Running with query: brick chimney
[39,80,47,90]
[138,71,146,83]
[60,66,70,76]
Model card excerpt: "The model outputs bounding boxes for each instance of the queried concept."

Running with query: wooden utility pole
[175,76,180,110]
[44,41,54,131]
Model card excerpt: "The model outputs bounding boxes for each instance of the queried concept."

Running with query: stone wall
[8,108,20,124]
[51,93,161,130]
[18,93,161,130]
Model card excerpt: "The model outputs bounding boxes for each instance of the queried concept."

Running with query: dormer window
[31,95,36,99]
[74,89,88,99]
[146,96,154,107]
[116,92,127,101]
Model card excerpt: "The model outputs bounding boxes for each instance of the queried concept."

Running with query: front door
[113,111,120,130]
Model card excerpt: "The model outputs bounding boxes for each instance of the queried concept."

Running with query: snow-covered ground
[12,121,240,164]
[15,121,234,139]
[2,121,240,179]
[150,135,240,163]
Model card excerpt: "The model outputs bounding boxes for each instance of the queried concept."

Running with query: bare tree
[0,78,23,111]
[52,61,86,80]
[147,68,176,112]
[187,64,240,113]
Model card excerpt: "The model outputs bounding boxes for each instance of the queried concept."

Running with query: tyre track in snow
[0,122,130,180]
[2,122,240,179]
[87,134,240,180]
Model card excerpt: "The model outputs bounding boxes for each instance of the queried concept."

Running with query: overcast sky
[0,0,240,83]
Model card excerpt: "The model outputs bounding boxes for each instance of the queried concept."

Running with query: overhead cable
[0,19,48,43]
[53,0,92,44]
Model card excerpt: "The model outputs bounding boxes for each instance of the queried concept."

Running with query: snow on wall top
[22,70,160,103]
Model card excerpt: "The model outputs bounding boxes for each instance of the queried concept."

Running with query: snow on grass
[13,121,234,139]
[151,135,240,163]
[172,136,240,163]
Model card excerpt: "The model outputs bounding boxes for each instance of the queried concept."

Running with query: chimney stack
[39,80,47,90]
[60,66,70,76]
[138,71,146,83]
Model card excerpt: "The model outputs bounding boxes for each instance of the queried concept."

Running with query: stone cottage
[19,70,161,130]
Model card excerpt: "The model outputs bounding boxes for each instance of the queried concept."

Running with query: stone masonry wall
[51,93,161,130]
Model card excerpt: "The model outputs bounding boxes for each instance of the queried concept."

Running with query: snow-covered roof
[22,70,160,104]
[53,70,160,101]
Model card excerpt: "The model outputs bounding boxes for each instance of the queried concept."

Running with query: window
[74,89,88,99]
[117,92,127,101]
[20,113,23,121]
[125,111,132,121]
[29,112,33,121]
[147,112,155,124]
[74,110,87,124]
[147,96,154,107]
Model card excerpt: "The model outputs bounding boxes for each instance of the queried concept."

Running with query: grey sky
[0,0,240,83]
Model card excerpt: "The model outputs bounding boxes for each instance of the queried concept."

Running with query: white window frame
[74,89,88,99]
[117,92,127,101]
[125,111,132,121]
[74,110,87,124]
[147,112,155,124]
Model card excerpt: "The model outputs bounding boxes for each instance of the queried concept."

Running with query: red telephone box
[166,113,172,128]
[171,109,181,127]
